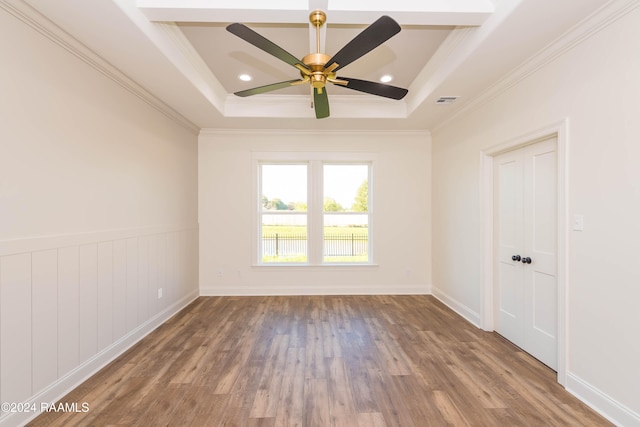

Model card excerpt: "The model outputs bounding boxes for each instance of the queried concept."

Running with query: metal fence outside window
[323,233,368,256]
[262,233,368,257]
[262,233,307,257]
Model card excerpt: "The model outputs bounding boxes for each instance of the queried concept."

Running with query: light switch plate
[573,214,584,231]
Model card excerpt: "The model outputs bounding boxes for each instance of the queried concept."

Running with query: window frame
[252,152,376,267]
[321,162,372,265]
[258,161,310,264]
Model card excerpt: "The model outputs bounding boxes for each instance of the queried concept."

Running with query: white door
[494,136,558,370]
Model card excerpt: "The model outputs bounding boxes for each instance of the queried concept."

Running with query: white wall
[0,7,198,426]
[199,130,431,295]
[431,5,640,426]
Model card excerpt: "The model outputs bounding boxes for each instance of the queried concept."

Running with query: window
[260,164,308,263]
[256,155,372,265]
[323,164,369,263]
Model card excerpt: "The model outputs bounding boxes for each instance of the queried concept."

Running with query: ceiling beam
[136,0,493,26]
[327,0,494,25]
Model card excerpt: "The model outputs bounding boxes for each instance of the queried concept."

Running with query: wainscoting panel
[31,249,59,395]
[112,239,127,344]
[137,236,150,325]
[97,241,114,352]
[78,243,98,364]
[58,245,80,377]
[0,253,32,405]
[126,238,139,334]
[0,225,198,426]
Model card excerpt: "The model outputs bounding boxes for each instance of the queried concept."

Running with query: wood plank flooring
[28,295,611,426]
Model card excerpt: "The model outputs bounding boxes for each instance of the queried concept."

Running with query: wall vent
[436,96,459,104]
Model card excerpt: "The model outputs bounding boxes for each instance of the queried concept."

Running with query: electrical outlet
[157,288,163,299]
[217,270,224,277]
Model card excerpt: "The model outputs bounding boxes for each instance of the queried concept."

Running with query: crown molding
[0,0,200,135]
[432,0,640,133]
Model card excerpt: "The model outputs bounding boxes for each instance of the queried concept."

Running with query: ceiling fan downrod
[301,10,330,93]
[309,10,325,53]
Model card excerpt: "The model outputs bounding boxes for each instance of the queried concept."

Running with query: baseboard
[200,283,431,296]
[566,372,640,427]
[3,290,199,427]
[431,286,481,327]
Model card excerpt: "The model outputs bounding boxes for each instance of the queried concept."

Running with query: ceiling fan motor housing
[302,53,332,88]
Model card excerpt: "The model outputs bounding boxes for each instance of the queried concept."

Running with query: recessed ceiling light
[238,74,252,82]
[380,75,393,83]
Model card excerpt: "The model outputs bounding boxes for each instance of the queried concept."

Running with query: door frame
[479,119,569,386]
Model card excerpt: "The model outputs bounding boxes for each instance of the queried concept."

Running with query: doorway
[493,136,557,370]
[480,120,568,384]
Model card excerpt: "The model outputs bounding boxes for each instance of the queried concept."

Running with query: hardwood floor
[28,295,610,426]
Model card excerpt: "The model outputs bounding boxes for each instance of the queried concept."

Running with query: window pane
[323,164,368,212]
[323,214,368,263]
[261,164,307,212]
[262,214,307,263]
[260,164,308,263]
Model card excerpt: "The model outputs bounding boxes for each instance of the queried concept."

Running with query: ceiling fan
[226,10,408,119]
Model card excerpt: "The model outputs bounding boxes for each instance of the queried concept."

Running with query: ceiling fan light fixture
[238,73,252,82]
[380,74,393,83]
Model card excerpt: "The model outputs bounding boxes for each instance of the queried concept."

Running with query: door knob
[512,255,521,261]
[521,257,532,264]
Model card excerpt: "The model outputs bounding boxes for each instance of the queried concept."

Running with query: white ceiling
[18,0,611,131]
